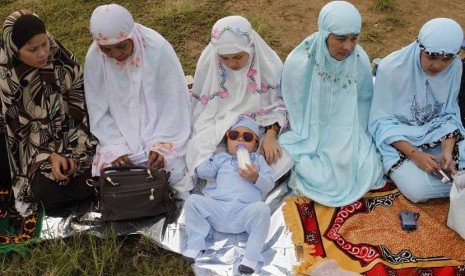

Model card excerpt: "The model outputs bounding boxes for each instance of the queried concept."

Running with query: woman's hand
[260,130,282,165]
[410,151,440,173]
[239,163,259,183]
[440,137,456,174]
[148,151,165,169]
[111,154,133,167]
[49,152,75,181]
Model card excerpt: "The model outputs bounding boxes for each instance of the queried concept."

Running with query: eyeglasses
[226,130,258,142]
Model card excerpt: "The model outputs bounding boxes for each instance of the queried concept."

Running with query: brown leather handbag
[97,166,176,221]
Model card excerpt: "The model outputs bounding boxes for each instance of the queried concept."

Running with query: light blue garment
[184,151,274,262]
[197,152,274,203]
[184,195,270,262]
[390,147,451,203]
[278,1,385,207]
[369,18,465,173]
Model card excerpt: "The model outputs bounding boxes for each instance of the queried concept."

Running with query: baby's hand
[239,164,259,183]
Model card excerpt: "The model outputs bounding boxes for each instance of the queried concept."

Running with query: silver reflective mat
[40,181,298,275]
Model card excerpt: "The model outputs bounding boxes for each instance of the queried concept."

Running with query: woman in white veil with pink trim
[84,4,190,188]
[182,16,293,193]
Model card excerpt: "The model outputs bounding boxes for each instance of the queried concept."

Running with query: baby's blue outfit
[184,151,274,262]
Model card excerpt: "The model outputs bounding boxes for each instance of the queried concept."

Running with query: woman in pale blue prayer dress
[369,18,464,203]
[278,1,385,207]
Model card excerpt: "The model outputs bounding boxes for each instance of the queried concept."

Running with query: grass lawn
[1,0,463,275]
[0,0,222,274]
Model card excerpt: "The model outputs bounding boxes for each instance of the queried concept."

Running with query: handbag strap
[101,165,155,179]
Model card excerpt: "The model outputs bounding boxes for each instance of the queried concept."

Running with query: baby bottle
[236,144,251,169]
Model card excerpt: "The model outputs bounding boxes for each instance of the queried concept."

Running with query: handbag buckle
[149,188,155,201]
[146,169,154,180]
[106,176,119,186]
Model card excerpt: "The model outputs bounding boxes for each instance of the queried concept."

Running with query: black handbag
[97,166,176,221]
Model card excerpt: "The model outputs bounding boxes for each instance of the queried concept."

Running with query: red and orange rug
[283,181,465,275]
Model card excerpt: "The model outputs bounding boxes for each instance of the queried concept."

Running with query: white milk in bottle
[236,144,251,169]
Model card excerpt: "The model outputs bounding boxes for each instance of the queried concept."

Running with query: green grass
[0,0,412,274]
[0,0,230,75]
[1,232,194,275]
[0,1,217,274]
[374,0,396,11]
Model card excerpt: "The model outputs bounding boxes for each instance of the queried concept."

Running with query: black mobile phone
[436,168,452,183]
[400,211,418,231]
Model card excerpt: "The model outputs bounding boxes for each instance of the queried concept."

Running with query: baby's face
[226,126,258,155]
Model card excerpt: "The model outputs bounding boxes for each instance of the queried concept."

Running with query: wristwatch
[265,123,280,134]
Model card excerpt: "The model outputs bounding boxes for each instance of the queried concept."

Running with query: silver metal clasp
[149,188,155,201]
[146,169,154,180]
[106,176,119,186]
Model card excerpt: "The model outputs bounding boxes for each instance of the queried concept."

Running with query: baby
[182,117,274,274]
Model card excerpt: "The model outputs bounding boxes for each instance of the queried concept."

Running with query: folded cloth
[447,171,465,239]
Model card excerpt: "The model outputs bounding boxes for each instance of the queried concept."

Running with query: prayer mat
[0,188,43,254]
[283,180,465,275]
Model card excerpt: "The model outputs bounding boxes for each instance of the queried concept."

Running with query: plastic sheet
[39,180,298,275]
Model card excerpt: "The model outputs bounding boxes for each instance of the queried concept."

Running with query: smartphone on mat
[400,211,418,231]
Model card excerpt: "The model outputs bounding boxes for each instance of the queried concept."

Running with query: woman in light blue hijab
[369,18,464,203]
[279,1,385,207]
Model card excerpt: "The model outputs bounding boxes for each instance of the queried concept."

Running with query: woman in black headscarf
[0,10,96,216]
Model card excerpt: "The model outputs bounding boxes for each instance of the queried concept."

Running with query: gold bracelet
[406,149,417,159]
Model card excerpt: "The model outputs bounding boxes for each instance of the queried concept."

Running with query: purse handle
[101,165,159,181]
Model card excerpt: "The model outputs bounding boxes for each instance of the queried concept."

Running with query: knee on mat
[398,186,428,203]
[251,202,270,217]
[184,194,203,207]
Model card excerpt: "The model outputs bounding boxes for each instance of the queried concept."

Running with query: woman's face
[98,38,134,62]
[420,51,454,76]
[18,33,50,68]
[218,51,249,71]
[326,33,358,61]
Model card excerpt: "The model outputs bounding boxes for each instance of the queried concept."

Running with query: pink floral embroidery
[92,152,100,167]
[131,57,141,68]
[256,109,265,116]
[212,28,221,39]
[261,83,267,92]
[218,90,229,99]
[152,143,174,153]
[247,68,257,77]
[96,32,108,44]
[116,31,128,42]
[200,95,209,105]
[247,82,257,93]
[116,60,127,69]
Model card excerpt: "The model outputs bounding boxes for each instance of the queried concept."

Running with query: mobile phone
[436,168,452,183]
[400,211,418,231]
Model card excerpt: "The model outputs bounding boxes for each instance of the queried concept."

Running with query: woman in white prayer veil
[84,4,190,187]
[182,15,293,193]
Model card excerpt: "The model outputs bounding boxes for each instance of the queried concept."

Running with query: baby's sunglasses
[226,130,258,142]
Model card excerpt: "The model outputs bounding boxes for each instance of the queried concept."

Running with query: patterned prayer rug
[283,181,465,275]
[0,188,43,254]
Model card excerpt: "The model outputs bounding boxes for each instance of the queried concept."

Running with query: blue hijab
[369,18,464,173]
[279,1,385,207]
